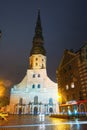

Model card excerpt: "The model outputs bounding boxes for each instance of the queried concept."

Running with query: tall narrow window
[32,84,35,89]
[33,74,35,78]
[49,98,53,105]
[71,82,75,88]
[36,58,38,61]
[38,74,40,77]
[66,85,69,90]
[38,84,40,88]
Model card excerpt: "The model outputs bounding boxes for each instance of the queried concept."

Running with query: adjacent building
[56,43,87,116]
[9,10,58,115]
[77,43,87,100]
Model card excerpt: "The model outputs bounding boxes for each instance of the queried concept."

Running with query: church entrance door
[19,107,22,115]
[34,107,38,115]
[49,107,53,113]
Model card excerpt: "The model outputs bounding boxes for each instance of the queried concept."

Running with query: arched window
[71,82,75,88]
[38,74,40,77]
[36,58,38,61]
[33,74,35,78]
[32,84,35,89]
[38,84,40,88]
[49,98,53,105]
[66,85,69,90]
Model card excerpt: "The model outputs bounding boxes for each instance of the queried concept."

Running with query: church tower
[9,10,58,115]
[30,10,46,69]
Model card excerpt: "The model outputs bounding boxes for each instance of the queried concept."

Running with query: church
[9,10,58,115]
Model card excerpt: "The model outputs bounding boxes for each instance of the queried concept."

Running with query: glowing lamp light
[58,95,61,99]
[0,87,5,97]
[57,95,62,104]
[0,81,6,97]
[68,110,72,115]
[74,109,77,115]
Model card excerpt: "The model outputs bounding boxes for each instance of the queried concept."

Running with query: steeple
[33,9,43,41]
[30,9,46,56]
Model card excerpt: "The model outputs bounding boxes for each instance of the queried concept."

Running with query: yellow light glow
[57,94,62,104]
[0,81,6,97]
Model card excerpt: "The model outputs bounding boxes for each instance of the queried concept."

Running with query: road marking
[0,121,87,128]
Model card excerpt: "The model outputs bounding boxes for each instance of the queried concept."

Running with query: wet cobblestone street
[0,115,87,130]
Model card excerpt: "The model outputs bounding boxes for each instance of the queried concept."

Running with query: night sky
[0,0,87,87]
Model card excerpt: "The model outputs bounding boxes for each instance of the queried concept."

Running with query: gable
[58,50,76,70]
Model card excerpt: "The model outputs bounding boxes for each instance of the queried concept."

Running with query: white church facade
[9,10,58,115]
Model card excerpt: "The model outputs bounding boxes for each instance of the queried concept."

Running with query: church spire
[33,9,43,41]
[30,9,46,56]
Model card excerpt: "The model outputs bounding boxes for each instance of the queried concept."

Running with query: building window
[38,84,40,88]
[71,82,75,88]
[36,63,38,66]
[36,58,38,61]
[66,85,69,90]
[33,74,35,78]
[38,74,40,77]
[32,84,35,89]
[49,98,53,105]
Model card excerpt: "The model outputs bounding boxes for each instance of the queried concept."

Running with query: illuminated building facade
[77,43,87,100]
[56,43,87,117]
[9,10,58,115]
[56,49,81,103]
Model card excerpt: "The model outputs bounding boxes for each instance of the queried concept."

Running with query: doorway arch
[49,107,53,113]
[34,107,38,115]
[79,103,86,117]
